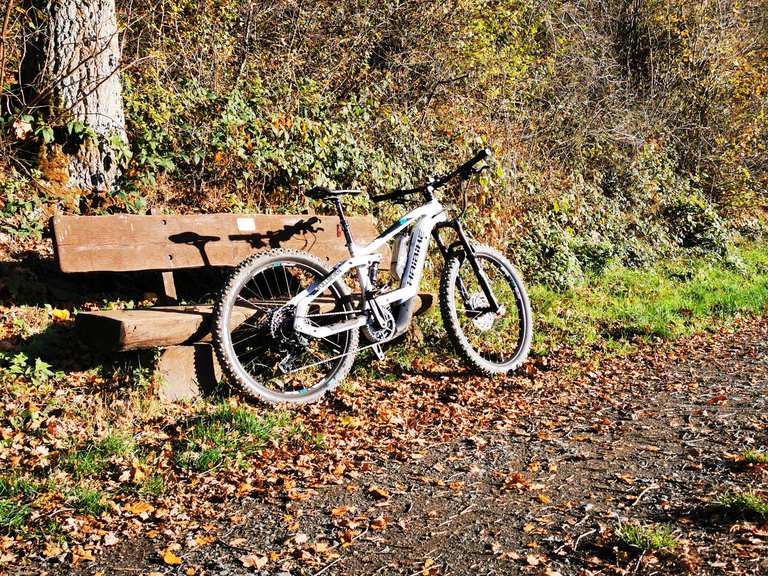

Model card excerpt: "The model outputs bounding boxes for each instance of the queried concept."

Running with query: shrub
[663,191,728,256]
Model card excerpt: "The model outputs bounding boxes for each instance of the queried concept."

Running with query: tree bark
[22,0,126,193]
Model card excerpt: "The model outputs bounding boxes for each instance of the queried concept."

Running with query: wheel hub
[269,305,306,352]
[466,292,505,332]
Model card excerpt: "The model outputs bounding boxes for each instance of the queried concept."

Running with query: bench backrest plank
[53,213,385,273]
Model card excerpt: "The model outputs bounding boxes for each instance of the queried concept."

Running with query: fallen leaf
[370,515,387,530]
[331,505,355,517]
[239,554,268,569]
[43,542,62,558]
[526,554,542,566]
[293,533,309,545]
[503,472,530,492]
[367,485,391,500]
[162,549,183,565]
[537,494,551,505]
[340,415,361,429]
[126,501,155,516]
[72,547,95,565]
[51,308,71,321]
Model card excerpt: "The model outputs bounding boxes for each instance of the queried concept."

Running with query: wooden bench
[53,213,432,400]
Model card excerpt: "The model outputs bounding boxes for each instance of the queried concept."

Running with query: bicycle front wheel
[212,249,359,404]
[439,244,532,375]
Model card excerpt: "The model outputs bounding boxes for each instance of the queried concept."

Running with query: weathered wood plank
[75,295,435,352]
[156,344,221,401]
[74,305,246,351]
[53,213,385,273]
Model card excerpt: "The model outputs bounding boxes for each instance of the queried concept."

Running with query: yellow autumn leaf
[162,548,183,565]
[51,308,70,321]
[340,415,361,429]
[125,501,155,515]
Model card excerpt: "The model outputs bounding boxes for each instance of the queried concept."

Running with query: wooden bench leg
[156,344,222,401]
[160,271,178,304]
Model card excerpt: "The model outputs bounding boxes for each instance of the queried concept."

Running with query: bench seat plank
[54,213,384,273]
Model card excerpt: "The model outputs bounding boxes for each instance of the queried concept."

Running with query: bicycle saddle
[306,186,361,200]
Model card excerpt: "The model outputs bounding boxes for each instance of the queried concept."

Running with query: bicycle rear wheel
[439,244,532,374]
[212,249,359,404]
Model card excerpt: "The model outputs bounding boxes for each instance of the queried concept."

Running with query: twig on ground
[574,528,597,550]
[313,556,343,576]
[632,483,660,507]
[436,503,474,527]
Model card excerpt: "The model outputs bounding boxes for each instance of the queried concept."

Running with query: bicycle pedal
[371,343,385,361]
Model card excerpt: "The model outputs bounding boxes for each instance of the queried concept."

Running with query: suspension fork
[433,222,501,312]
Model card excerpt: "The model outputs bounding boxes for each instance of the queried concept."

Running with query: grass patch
[531,243,768,355]
[718,491,768,519]
[742,449,768,464]
[0,475,39,499]
[615,522,681,552]
[0,499,31,535]
[68,485,108,516]
[61,431,135,478]
[0,475,61,538]
[138,474,167,497]
[176,404,294,471]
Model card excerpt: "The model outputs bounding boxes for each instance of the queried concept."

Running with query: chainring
[362,304,396,342]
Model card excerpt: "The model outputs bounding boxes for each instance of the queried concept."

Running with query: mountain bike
[212,148,533,404]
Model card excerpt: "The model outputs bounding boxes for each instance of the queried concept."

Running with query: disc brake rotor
[466,292,506,332]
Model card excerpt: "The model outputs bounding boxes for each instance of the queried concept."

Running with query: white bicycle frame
[288,199,448,339]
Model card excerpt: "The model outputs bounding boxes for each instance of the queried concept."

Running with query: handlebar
[371,147,491,203]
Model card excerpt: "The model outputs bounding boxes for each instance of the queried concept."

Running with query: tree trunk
[22,0,126,193]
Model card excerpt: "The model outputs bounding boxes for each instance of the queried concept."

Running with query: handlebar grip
[459,147,491,173]
[307,186,330,199]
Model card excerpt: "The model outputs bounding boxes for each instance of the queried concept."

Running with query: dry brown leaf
[239,554,268,569]
[367,485,391,500]
[526,554,542,566]
[331,505,355,517]
[103,533,119,546]
[43,542,62,558]
[125,501,155,516]
[72,547,96,565]
[370,515,387,530]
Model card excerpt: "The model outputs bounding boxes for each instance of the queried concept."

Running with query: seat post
[332,198,355,256]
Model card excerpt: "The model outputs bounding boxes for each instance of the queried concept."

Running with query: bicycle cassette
[269,305,307,351]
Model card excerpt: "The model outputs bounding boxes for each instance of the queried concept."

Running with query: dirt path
[46,318,768,576]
